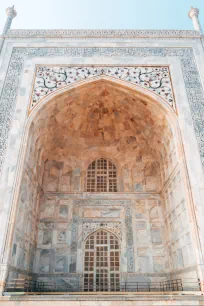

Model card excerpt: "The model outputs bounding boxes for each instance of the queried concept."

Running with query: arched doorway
[84,229,120,291]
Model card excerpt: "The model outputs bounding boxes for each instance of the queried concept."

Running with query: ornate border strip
[32,66,175,111]
[8,295,204,301]
[0,47,204,175]
[125,205,135,272]
[5,29,201,38]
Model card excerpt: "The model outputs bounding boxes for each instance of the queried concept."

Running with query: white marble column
[188,7,203,34]
[2,6,17,34]
[0,6,17,54]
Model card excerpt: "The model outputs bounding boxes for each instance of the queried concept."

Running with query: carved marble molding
[0,47,204,178]
[121,272,168,277]
[32,66,175,111]
[83,221,122,240]
[7,295,204,301]
[74,199,132,206]
[5,29,201,38]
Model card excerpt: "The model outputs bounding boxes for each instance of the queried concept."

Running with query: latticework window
[84,229,120,291]
[86,158,117,192]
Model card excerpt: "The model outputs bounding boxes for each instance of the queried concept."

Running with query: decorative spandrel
[83,222,122,240]
[31,66,175,111]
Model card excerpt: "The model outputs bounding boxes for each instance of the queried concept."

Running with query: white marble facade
[0,9,204,303]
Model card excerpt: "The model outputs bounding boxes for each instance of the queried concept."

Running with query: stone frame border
[5,29,201,38]
[0,46,204,291]
[75,199,134,272]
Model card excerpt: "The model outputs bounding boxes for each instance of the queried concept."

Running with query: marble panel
[135,202,146,219]
[151,229,162,244]
[136,221,147,230]
[39,250,50,273]
[153,256,164,272]
[59,206,68,219]
[138,256,151,273]
[137,230,149,244]
[42,230,52,245]
[83,207,121,218]
[57,231,67,243]
[55,256,66,273]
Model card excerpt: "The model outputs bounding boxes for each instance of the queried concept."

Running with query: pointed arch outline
[28,75,178,126]
[25,75,180,163]
[3,74,193,271]
[30,71,176,114]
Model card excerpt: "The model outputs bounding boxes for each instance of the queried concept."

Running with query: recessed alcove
[9,79,196,290]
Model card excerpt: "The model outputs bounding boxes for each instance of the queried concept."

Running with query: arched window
[86,158,117,192]
[84,229,120,291]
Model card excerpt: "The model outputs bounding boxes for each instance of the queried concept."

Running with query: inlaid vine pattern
[32,66,175,110]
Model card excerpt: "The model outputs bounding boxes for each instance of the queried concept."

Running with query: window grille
[84,229,120,291]
[86,158,117,192]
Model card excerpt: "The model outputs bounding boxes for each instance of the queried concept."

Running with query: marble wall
[7,80,197,284]
[162,169,196,276]
[10,157,194,282]
[10,166,42,272]
[160,137,196,277]
[133,198,168,274]
[42,157,161,193]
[36,197,74,274]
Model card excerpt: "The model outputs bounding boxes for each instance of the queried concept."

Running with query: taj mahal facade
[0,5,204,305]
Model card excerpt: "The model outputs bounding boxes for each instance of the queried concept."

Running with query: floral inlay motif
[83,222,122,240]
[32,66,175,110]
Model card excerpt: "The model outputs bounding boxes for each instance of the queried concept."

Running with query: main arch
[3,77,202,292]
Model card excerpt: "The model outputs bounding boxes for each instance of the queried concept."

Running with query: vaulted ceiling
[30,80,173,163]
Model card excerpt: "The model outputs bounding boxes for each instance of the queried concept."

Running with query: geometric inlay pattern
[32,66,175,110]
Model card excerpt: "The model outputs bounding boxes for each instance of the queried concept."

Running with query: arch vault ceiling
[31,80,173,162]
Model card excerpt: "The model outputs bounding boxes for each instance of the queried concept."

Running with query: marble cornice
[5,294,204,301]
[2,29,202,38]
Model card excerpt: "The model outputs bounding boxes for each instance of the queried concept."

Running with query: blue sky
[0,0,204,32]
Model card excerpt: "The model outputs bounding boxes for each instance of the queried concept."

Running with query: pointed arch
[4,73,198,288]
[28,75,178,126]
